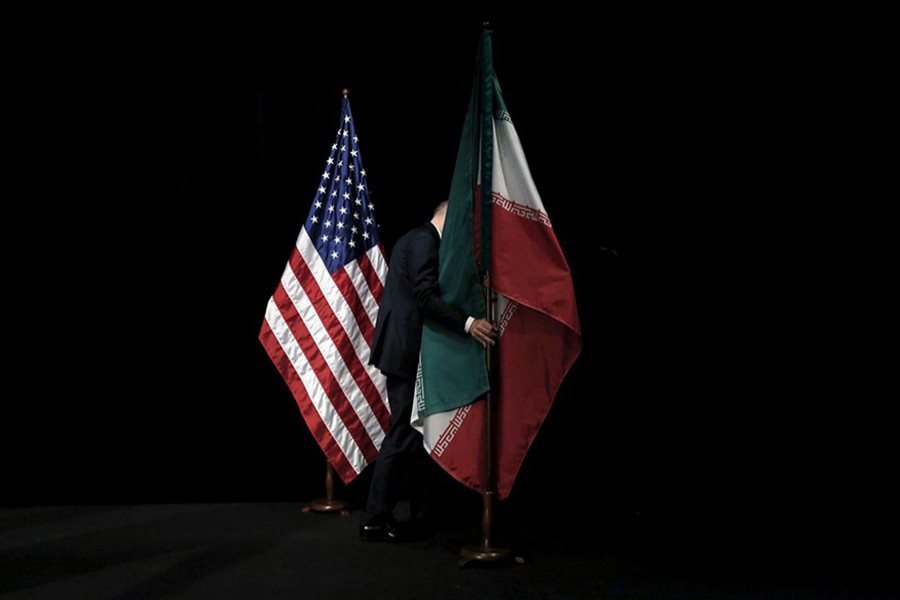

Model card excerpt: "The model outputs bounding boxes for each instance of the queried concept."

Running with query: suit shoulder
[397,223,436,247]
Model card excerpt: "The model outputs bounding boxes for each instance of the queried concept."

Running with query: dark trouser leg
[364,376,423,518]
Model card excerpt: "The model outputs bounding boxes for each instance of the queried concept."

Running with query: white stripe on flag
[492,118,545,213]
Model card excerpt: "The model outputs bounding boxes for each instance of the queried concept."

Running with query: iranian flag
[412,28,582,500]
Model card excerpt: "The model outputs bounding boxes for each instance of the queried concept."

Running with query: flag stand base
[301,460,350,515]
[458,544,521,567]
[303,498,350,515]
[457,490,523,567]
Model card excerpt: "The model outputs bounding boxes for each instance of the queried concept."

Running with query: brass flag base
[302,460,350,515]
[303,498,349,515]
[458,544,523,568]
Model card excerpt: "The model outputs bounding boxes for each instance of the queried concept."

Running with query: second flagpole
[458,270,521,567]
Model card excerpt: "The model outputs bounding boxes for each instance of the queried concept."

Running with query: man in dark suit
[360,200,498,542]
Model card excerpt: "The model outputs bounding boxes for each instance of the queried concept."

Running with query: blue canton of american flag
[308,99,380,273]
[260,93,391,485]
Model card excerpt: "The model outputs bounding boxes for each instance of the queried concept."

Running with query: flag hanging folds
[413,28,582,499]
[259,94,390,484]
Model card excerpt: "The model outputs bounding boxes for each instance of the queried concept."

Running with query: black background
[5,7,892,580]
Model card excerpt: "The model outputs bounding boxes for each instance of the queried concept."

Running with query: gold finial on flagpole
[342,88,349,97]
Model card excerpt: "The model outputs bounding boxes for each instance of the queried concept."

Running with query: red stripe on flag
[257,316,358,483]
[490,193,582,334]
[488,195,581,499]
[494,302,580,499]
[429,401,488,494]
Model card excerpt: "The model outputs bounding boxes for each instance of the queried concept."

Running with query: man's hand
[469,318,498,348]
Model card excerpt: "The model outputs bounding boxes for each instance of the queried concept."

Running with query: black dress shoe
[359,514,406,542]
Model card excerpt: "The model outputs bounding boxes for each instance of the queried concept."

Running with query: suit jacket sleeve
[407,226,468,334]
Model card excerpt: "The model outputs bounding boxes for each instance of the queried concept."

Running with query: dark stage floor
[1,502,895,599]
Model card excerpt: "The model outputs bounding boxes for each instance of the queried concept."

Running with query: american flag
[258,93,390,484]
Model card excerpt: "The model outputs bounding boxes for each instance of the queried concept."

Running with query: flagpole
[458,270,520,567]
[300,86,357,518]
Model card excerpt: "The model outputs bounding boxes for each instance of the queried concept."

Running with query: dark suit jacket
[369,222,468,380]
